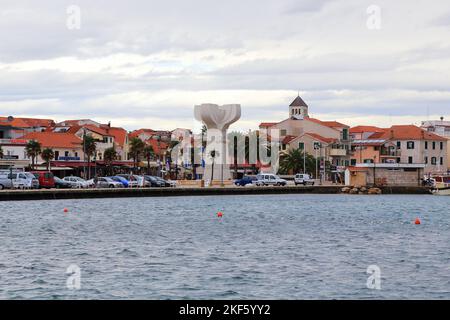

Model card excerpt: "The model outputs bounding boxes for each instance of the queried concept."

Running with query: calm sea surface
[0,194,449,300]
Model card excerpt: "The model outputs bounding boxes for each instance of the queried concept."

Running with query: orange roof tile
[304,132,337,143]
[21,132,82,149]
[377,125,446,141]
[350,126,386,134]
[259,122,278,128]
[0,116,54,128]
[307,117,348,128]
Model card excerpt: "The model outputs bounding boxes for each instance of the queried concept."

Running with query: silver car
[95,177,124,188]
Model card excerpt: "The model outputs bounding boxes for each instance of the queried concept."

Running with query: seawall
[0,186,431,201]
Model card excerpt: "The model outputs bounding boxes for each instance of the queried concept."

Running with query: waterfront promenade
[0,185,431,201]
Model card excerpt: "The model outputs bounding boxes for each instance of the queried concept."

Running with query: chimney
[440,116,444,122]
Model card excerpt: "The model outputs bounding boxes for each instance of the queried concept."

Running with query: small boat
[430,174,450,196]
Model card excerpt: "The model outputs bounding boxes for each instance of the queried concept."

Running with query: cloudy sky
[1,0,450,132]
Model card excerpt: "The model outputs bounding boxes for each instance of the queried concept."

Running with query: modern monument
[194,103,241,185]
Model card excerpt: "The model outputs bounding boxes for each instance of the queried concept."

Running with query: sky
[0,0,450,132]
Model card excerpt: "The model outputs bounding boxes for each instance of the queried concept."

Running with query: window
[280,129,287,136]
[425,157,428,164]
[432,141,436,150]
[55,151,59,160]
[431,157,437,165]
[425,141,428,149]
[440,157,444,165]
[342,128,349,141]
[65,151,69,157]
[299,142,305,150]
[440,142,444,150]
[351,159,357,166]
[408,156,413,164]
[282,144,286,150]
[397,141,401,149]
[407,141,415,149]
[364,159,374,164]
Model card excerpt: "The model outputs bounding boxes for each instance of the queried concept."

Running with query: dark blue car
[234,176,256,186]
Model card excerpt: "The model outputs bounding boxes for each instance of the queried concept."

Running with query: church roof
[289,95,308,107]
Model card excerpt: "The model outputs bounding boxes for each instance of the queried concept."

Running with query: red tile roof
[350,126,386,134]
[304,132,337,143]
[259,122,278,128]
[307,117,347,128]
[103,126,128,147]
[0,116,54,128]
[21,132,82,149]
[375,125,446,141]
[146,138,168,155]
[282,135,297,144]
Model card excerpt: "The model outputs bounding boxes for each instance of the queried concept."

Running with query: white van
[294,174,315,186]
[255,174,287,186]
[0,171,39,189]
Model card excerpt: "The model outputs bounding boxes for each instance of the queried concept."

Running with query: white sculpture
[194,103,241,185]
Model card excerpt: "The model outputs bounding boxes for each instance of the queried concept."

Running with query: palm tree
[129,137,145,171]
[104,147,117,176]
[279,148,316,175]
[83,135,97,179]
[143,145,155,175]
[41,148,55,171]
[228,131,246,179]
[25,140,42,170]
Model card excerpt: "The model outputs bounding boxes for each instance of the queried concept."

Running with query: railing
[329,148,347,156]
[380,150,401,157]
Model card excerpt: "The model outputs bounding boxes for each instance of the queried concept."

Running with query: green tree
[279,148,316,175]
[83,135,97,179]
[143,145,155,175]
[41,148,55,171]
[129,137,145,171]
[0,146,3,159]
[104,147,117,176]
[25,140,42,170]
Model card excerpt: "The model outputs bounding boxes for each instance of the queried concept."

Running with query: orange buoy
[64,208,69,213]
[414,218,421,225]
[217,211,223,218]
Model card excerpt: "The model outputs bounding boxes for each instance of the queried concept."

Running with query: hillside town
[0,95,449,188]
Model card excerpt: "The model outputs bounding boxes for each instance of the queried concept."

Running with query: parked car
[132,175,151,187]
[144,175,164,187]
[0,171,39,189]
[54,176,72,189]
[31,171,55,189]
[110,176,130,188]
[63,176,89,188]
[255,174,287,186]
[116,174,140,188]
[155,176,171,187]
[234,176,256,187]
[0,175,13,190]
[294,173,315,186]
[95,177,124,188]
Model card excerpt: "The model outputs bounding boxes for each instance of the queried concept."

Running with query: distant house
[350,125,448,174]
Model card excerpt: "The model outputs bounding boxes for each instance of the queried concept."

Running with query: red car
[31,171,55,189]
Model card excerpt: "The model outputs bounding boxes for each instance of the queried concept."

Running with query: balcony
[380,149,401,157]
[329,148,348,156]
